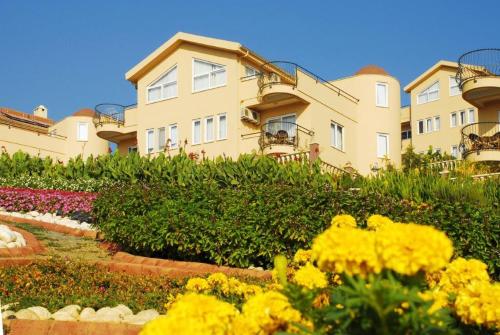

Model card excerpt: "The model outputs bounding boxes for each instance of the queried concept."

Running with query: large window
[330,122,344,150]
[244,65,259,77]
[204,116,215,142]
[434,116,441,131]
[192,119,201,145]
[401,130,412,140]
[147,65,177,103]
[376,82,388,107]
[169,124,178,149]
[417,81,439,104]
[450,112,457,128]
[193,59,226,92]
[158,127,166,150]
[426,118,433,132]
[377,133,389,158]
[146,129,154,153]
[468,108,475,124]
[449,76,460,96]
[77,122,89,141]
[217,113,227,140]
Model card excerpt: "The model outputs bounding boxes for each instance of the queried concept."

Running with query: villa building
[94,32,402,175]
[0,105,109,162]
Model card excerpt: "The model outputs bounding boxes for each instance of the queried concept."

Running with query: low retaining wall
[3,319,141,335]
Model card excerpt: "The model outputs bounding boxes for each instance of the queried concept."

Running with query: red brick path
[4,319,141,335]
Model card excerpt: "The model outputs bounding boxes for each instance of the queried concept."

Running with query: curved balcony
[457,49,500,107]
[94,103,137,142]
[258,120,314,155]
[460,122,500,162]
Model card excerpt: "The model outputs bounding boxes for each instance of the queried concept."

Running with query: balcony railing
[258,61,359,103]
[460,122,500,157]
[93,103,135,126]
[456,49,500,88]
[258,120,314,150]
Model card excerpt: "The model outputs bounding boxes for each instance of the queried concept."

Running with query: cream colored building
[0,106,109,162]
[403,61,478,158]
[95,32,401,175]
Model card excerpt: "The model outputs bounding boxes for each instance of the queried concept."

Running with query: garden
[0,150,499,334]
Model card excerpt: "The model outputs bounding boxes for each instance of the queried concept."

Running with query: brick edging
[0,225,45,258]
[0,214,97,239]
[4,319,142,335]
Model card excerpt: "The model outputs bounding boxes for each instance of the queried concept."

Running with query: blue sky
[1,0,499,121]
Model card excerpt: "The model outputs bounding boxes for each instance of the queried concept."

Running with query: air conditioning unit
[240,107,260,124]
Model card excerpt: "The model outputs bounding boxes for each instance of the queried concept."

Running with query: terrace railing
[93,103,136,126]
[259,121,314,150]
[456,48,500,88]
[460,122,500,157]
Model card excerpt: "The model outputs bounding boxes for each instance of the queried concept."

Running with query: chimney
[33,105,48,119]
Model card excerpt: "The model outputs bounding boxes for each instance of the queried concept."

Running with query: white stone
[2,311,15,320]
[28,211,40,217]
[111,305,133,318]
[51,311,76,321]
[0,241,7,248]
[27,306,52,320]
[15,309,40,320]
[78,307,96,321]
[126,309,159,325]
[55,305,81,319]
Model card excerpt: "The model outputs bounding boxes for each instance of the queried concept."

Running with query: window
[147,66,177,103]
[449,76,460,96]
[426,118,433,132]
[377,133,389,158]
[434,116,441,131]
[193,59,226,92]
[146,129,154,153]
[401,130,412,140]
[168,124,178,149]
[204,116,215,142]
[460,110,466,125]
[192,119,201,145]
[450,112,457,128]
[376,82,388,107]
[77,122,89,141]
[217,114,227,140]
[468,109,475,124]
[451,145,459,158]
[244,66,259,77]
[418,120,424,134]
[417,81,440,104]
[128,146,137,153]
[330,122,344,150]
[158,127,166,150]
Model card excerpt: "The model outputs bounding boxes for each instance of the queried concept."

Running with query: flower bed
[0,187,96,216]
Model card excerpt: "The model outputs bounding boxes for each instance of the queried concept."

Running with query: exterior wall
[407,66,476,156]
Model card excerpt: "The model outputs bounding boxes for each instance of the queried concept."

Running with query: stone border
[0,225,45,257]
[3,319,141,335]
[95,251,271,280]
[0,214,97,239]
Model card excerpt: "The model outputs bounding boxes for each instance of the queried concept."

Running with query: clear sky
[1,0,499,121]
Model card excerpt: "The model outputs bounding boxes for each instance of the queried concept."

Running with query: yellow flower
[366,214,393,230]
[293,249,313,265]
[293,263,328,290]
[141,293,239,335]
[330,214,357,229]
[455,281,500,329]
[312,226,381,277]
[207,272,230,294]
[185,277,210,292]
[375,222,453,275]
[436,258,490,295]
[240,291,305,334]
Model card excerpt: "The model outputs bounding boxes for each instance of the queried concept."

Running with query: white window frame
[468,108,475,124]
[376,133,389,158]
[450,112,457,128]
[146,129,154,153]
[168,124,178,149]
[158,127,166,150]
[451,145,459,158]
[449,76,461,96]
[217,113,228,141]
[375,82,389,107]
[459,110,466,125]
[192,59,227,93]
[204,116,215,143]
[146,65,178,104]
[426,118,433,133]
[417,81,440,104]
[192,119,201,145]
[417,120,425,134]
[330,121,344,151]
[76,122,89,142]
[244,65,259,78]
[434,116,441,131]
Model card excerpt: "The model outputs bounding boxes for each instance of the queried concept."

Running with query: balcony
[93,104,137,143]
[456,49,500,107]
[460,122,500,162]
[258,120,314,155]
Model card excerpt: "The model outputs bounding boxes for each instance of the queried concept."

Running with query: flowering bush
[141,215,499,335]
[0,175,114,193]
[0,187,96,216]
